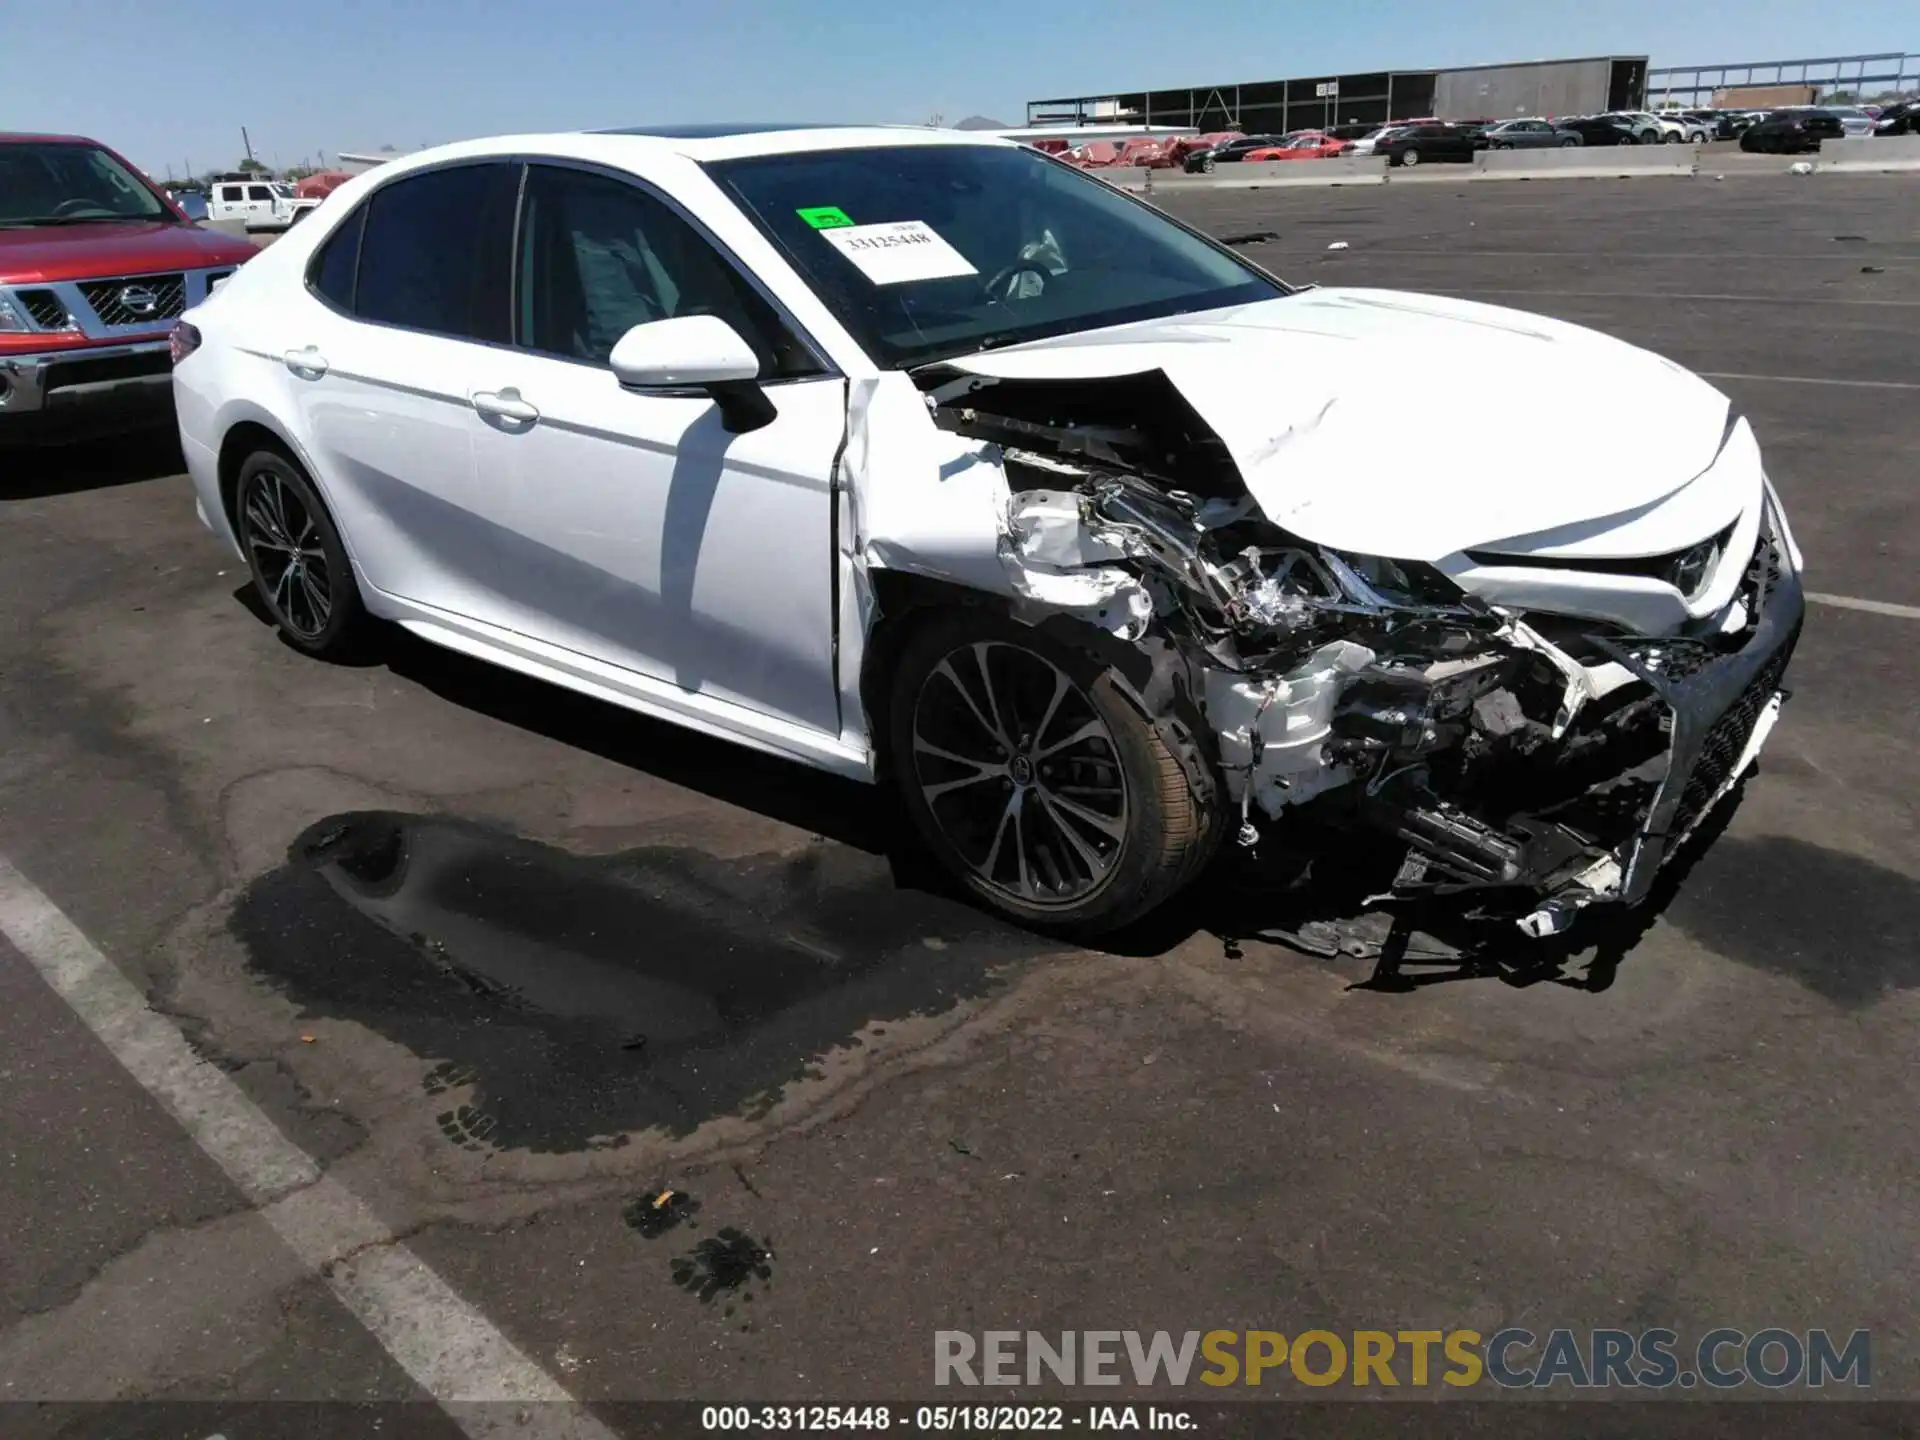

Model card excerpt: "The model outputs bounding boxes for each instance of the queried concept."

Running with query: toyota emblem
[118,284,160,315]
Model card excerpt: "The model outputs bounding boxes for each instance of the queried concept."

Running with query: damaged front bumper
[1348,520,1803,937]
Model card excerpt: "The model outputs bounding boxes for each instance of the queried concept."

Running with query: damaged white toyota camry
[172,125,1804,939]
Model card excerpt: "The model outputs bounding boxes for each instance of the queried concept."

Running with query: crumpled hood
[940,287,1739,562]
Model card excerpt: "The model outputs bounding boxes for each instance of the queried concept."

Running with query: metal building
[1646,52,1917,106]
[1027,55,1648,133]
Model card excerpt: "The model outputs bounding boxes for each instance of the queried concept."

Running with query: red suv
[1,133,259,442]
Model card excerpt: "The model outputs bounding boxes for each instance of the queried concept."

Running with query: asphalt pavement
[1,173,1915,1430]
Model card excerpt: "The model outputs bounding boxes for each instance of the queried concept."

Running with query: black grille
[78,273,187,328]
[18,289,71,329]
[42,349,172,393]
[1670,643,1793,839]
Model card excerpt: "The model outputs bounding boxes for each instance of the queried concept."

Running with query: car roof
[578,122,1015,160]
[344,124,1023,175]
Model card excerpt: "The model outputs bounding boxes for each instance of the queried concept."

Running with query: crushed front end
[918,365,1804,938]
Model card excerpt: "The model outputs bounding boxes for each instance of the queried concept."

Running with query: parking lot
[2,173,1917,1419]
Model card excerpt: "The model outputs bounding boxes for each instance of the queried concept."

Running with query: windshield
[0,141,172,226]
[704,143,1288,370]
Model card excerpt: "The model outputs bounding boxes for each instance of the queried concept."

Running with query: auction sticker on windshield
[818,220,979,285]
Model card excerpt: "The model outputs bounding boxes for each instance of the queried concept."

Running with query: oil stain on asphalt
[670,1227,775,1304]
[230,811,1054,1153]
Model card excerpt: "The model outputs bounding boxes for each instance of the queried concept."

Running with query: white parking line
[1808,591,1920,620]
[0,854,616,1440]
[1698,371,1920,391]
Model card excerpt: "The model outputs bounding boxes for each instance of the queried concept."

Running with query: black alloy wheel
[235,449,368,658]
[887,612,1220,937]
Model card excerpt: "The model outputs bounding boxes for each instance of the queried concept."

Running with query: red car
[1,133,258,443]
[1243,131,1355,161]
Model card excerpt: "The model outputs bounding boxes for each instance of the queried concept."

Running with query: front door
[464,161,845,736]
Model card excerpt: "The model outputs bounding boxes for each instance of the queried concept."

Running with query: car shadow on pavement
[226,597,1781,991]
[379,625,904,857]
[0,427,185,499]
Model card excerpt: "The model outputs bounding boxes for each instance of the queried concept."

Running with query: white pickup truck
[204,179,320,230]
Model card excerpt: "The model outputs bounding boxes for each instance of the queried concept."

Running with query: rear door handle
[471,388,540,425]
[283,346,328,378]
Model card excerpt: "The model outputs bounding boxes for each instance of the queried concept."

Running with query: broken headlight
[1670,536,1719,599]
[1325,552,1468,609]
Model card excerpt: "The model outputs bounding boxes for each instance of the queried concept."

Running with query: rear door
[282,160,522,618]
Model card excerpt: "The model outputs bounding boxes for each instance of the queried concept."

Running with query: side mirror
[608,315,775,434]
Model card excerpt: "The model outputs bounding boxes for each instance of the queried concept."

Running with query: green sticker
[797,205,854,229]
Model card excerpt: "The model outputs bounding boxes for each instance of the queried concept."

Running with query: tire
[233,447,369,659]
[1202,154,1216,174]
[885,609,1220,938]
[1400,148,1421,167]
[1663,131,1682,144]
[1560,137,1579,147]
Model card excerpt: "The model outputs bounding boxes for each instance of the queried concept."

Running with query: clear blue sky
[6,0,1910,177]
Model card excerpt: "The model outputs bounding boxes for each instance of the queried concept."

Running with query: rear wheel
[234,449,368,658]
[1560,137,1579,147]
[886,611,1219,937]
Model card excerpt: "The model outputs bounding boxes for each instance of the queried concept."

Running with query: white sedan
[170,124,1804,938]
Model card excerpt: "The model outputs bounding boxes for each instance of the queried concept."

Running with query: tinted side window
[309,203,366,311]
[247,185,273,202]
[355,163,518,343]
[514,164,816,379]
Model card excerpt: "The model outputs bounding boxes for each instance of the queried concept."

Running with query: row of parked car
[1055,99,1916,173]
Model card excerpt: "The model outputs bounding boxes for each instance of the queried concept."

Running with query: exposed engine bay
[913,365,1803,939]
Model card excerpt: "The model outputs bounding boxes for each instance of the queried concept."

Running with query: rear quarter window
[308,204,366,312]
[351,163,519,343]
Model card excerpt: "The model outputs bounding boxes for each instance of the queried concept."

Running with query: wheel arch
[216,417,299,534]
[856,568,1225,815]
[213,409,350,564]
[857,571,1010,783]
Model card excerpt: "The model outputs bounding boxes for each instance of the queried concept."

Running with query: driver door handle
[283,346,328,378]
[471,388,540,425]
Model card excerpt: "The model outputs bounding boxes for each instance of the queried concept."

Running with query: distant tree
[236,157,269,174]
[1824,89,1859,104]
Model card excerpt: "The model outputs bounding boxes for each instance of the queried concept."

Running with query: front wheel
[234,449,369,659]
[886,612,1219,937]
[1400,148,1421,167]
